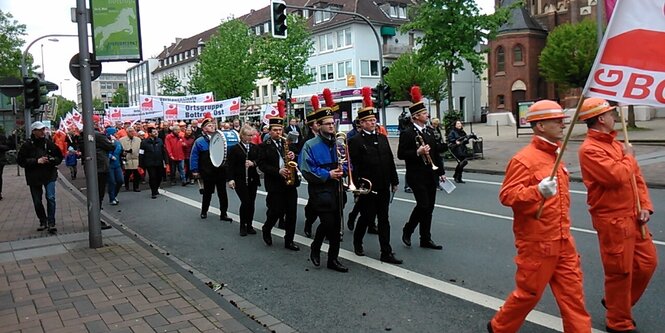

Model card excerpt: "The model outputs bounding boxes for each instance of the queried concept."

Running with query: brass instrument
[335,132,374,195]
[281,136,298,186]
[415,130,439,170]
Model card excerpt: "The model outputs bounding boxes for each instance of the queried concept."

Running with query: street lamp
[21,34,78,77]
[40,38,60,76]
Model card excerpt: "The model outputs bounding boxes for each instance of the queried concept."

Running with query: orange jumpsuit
[490,136,591,333]
[578,129,657,331]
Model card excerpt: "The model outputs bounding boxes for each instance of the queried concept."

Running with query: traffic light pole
[283,4,386,122]
[75,0,103,249]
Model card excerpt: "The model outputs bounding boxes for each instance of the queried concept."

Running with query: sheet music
[441,178,456,194]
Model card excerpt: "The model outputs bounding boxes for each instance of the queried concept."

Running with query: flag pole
[618,106,647,239]
[535,95,585,219]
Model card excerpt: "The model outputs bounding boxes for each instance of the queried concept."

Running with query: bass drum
[209,130,240,167]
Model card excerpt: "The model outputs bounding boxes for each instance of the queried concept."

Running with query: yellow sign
[346,74,356,87]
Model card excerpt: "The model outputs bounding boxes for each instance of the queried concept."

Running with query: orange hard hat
[578,97,616,121]
[526,100,568,123]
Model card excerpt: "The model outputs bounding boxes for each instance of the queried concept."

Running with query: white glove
[538,177,557,198]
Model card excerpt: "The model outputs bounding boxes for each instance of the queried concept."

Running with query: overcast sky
[1,0,494,102]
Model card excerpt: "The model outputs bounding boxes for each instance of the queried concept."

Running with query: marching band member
[227,124,261,236]
[300,96,348,272]
[488,100,590,333]
[397,86,445,250]
[302,96,323,238]
[348,87,402,264]
[257,101,300,251]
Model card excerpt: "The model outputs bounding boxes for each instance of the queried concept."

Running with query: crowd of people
[8,91,656,331]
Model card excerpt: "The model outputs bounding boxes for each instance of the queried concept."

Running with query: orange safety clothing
[578,129,658,331]
[490,136,591,333]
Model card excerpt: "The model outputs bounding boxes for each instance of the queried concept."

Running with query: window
[319,64,334,81]
[360,60,380,77]
[496,46,505,73]
[319,33,334,52]
[336,28,352,48]
[306,67,317,82]
[337,61,352,79]
[389,5,407,18]
[497,95,505,107]
[314,9,332,23]
[513,45,523,63]
[264,22,270,34]
[262,85,269,97]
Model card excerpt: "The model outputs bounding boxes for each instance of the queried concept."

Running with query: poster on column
[139,92,214,114]
[163,97,241,121]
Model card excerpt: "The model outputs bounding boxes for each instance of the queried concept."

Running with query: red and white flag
[584,0,665,107]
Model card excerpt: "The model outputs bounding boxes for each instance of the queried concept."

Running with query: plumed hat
[269,100,286,129]
[357,86,376,121]
[409,86,426,116]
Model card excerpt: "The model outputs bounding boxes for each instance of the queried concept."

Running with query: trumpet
[416,131,439,171]
[281,136,298,186]
[335,132,374,195]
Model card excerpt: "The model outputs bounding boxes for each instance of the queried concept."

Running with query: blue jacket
[65,152,78,167]
[190,134,226,180]
[299,134,347,212]
[108,140,123,169]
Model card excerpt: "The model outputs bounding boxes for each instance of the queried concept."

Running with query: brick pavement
[0,172,292,333]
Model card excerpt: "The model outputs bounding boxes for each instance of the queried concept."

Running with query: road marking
[160,188,605,333]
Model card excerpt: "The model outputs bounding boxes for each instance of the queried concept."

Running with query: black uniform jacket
[226,142,260,187]
[397,125,445,180]
[348,131,398,191]
[257,138,300,192]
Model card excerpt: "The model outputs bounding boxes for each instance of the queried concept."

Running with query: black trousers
[304,201,319,227]
[97,172,108,206]
[354,189,392,254]
[312,211,342,263]
[264,187,298,244]
[404,175,437,242]
[124,168,141,190]
[201,177,228,216]
[233,182,258,228]
[146,166,162,196]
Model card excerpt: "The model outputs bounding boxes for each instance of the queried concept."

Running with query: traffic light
[271,0,287,39]
[23,77,41,110]
[38,81,50,106]
[382,85,392,107]
[371,84,383,108]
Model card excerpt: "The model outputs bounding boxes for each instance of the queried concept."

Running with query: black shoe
[48,226,57,234]
[101,222,112,230]
[402,230,411,247]
[285,243,300,251]
[605,326,639,333]
[404,187,413,193]
[420,239,443,250]
[239,226,247,237]
[181,182,187,186]
[200,212,207,219]
[353,245,365,256]
[347,212,358,231]
[380,253,403,264]
[220,215,232,222]
[367,224,379,234]
[37,224,48,231]
[310,250,320,267]
[455,178,466,184]
[246,227,257,235]
[151,195,157,199]
[487,321,494,333]
[133,189,141,192]
[262,228,272,246]
[125,187,130,191]
[327,259,349,273]
[304,222,312,238]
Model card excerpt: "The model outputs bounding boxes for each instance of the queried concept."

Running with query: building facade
[76,73,127,110]
[126,59,159,106]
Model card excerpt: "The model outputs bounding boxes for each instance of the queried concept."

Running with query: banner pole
[618,106,647,239]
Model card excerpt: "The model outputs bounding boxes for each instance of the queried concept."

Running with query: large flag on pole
[604,0,618,23]
[584,0,665,107]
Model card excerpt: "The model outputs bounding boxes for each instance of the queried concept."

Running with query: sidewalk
[0,172,291,333]
[388,117,665,188]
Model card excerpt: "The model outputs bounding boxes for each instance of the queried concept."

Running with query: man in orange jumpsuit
[488,100,591,333]
[578,98,657,333]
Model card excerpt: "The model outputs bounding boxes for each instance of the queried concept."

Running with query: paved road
[70,169,665,333]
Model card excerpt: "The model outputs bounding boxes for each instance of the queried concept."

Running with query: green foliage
[443,110,463,134]
[92,98,104,111]
[402,0,515,112]
[256,14,314,113]
[158,73,185,96]
[539,19,598,90]
[197,19,258,101]
[0,10,27,79]
[186,64,207,94]
[53,95,76,122]
[111,85,128,106]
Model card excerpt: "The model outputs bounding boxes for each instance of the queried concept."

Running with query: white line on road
[160,188,606,333]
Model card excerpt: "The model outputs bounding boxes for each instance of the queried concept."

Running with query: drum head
[209,130,227,167]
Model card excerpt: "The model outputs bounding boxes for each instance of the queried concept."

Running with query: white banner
[107,106,142,123]
[261,104,279,124]
[163,97,241,120]
[584,0,665,107]
[139,92,214,113]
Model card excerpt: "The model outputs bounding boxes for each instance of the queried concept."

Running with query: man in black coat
[226,125,260,236]
[17,121,63,233]
[139,126,167,199]
[349,98,402,264]
[397,87,446,250]
[257,113,300,251]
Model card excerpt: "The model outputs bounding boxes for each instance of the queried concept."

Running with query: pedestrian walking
[65,146,78,180]
[119,127,142,191]
[226,125,260,236]
[16,121,63,233]
[106,128,124,205]
[487,100,591,333]
[139,126,167,199]
[302,101,322,238]
[447,120,478,184]
[0,134,11,199]
[577,97,657,333]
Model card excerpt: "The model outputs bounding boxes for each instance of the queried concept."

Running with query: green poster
[90,0,142,61]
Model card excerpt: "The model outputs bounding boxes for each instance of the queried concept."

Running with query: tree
[384,52,448,118]
[111,85,129,106]
[0,10,27,79]
[539,19,598,90]
[92,98,104,111]
[197,19,258,101]
[186,64,207,94]
[402,0,514,112]
[158,73,185,96]
[53,95,77,125]
[256,14,314,116]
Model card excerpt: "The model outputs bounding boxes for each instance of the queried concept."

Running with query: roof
[497,0,546,33]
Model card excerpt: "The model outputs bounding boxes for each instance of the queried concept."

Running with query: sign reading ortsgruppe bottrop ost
[90,0,142,61]
[163,97,241,121]
[139,92,214,113]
